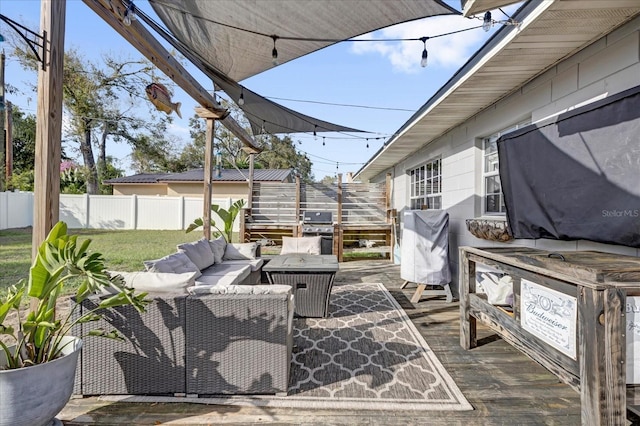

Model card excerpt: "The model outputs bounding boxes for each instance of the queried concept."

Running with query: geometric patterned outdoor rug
[101,282,472,411]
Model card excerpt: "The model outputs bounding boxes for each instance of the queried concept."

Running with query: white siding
[376,17,640,295]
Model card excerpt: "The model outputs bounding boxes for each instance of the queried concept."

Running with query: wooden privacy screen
[240,174,394,261]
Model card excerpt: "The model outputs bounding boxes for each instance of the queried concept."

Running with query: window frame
[408,157,442,210]
[481,120,530,216]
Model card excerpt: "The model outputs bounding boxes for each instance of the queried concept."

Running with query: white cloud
[351,5,522,74]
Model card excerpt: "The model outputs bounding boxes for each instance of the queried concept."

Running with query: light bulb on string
[313,125,317,140]
[366,138,369,149]
[482,11,493,32]
[420,37,429,68]
[271,35,279,66]
[322,137,325,146]
[238,87,245,106]
[123,1,136,26]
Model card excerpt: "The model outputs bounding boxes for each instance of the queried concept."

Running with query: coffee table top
[264,254,339,273]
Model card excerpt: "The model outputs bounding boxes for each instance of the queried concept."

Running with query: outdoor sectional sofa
[72,237,295,397]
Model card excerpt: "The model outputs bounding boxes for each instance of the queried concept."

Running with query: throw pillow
[177,238,215,270]
[110,270,198,294]
[223,242,258,260]
[208,236,227,264]
[143,251,202,277]
[280,236,322,255]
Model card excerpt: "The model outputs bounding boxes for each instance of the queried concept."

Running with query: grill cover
[498,85,640,248]
[400,210,450,285]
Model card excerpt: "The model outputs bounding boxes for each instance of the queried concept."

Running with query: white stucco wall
[375,15,640,295]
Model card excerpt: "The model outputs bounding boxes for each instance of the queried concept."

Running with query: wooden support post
[460,248,477,350]
[337,173,343,262]
[0,52,5,191]
[32,0,65,260]
[578,287,626,424]
[295,174,301,233]
[247,152,254,213]
[385,172,391,221]
[5,102,12,189]
[202,118,215,240]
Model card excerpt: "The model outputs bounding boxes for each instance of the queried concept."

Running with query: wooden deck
[59,259,639,425]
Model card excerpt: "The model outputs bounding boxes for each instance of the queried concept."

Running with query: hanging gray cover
[400,210,450,285]
[498,85,640,248]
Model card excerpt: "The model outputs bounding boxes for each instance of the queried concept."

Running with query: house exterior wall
[165,182,249,199]
[111,182,251,199]
[112,184,168,196]
[373,15,640,296]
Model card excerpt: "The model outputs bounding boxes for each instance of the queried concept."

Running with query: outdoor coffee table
[263,254,338,318]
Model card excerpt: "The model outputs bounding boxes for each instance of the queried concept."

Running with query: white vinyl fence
[0,192,239,231]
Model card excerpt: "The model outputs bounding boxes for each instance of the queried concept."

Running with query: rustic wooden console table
[459,246,640,425]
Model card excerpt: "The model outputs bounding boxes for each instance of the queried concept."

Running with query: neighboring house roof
[355,0,640,181]
[105,169,293,184]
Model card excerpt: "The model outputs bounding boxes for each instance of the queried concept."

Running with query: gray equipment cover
[401,210,451,285]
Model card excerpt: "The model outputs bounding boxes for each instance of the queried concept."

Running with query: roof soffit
[462,0,522,17]
[357,0,640,181]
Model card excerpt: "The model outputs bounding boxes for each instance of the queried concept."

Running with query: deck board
[60,259,639,425]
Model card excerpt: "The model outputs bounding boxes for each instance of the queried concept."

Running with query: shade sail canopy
[147,0,459,134]
[149,0,459,82]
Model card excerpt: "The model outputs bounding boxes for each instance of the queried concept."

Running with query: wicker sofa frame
[73,290,293,397]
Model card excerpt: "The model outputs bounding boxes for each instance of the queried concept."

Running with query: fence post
[179,196,185,230]
[130,194,137,230]
[1,192,7,229]
[84,193,90,228]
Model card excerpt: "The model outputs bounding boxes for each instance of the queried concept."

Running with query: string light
[322,137,325,146]
[420,37,428,68]
[313,125,317,140]
[271,35,279,66]
[123,1,137,26]
[366,138,369,148]
[482,11,493,32]
[238,86,245,105]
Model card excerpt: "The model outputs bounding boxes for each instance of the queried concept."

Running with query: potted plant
[0,221,148,426]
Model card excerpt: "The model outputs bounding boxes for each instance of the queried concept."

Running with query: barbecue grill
[302,211,334,254]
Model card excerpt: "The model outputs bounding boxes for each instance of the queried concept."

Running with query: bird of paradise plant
[0,221,149,369]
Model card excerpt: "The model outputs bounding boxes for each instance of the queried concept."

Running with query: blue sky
[0,0,519,180]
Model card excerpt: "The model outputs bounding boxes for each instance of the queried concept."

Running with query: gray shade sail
[212,75,364,135]
[147,0,459,134]
[149,0,459,82]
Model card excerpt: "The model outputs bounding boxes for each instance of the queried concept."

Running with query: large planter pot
[0,336,82,426]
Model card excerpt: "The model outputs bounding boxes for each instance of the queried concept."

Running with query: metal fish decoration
[145,82,182,118]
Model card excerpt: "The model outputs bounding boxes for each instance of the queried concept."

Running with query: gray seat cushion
[221,258,264,272]
[197,263,251,286]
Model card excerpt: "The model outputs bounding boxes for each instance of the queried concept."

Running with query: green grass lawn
[1,227,385,296]
[0,227,203,294]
